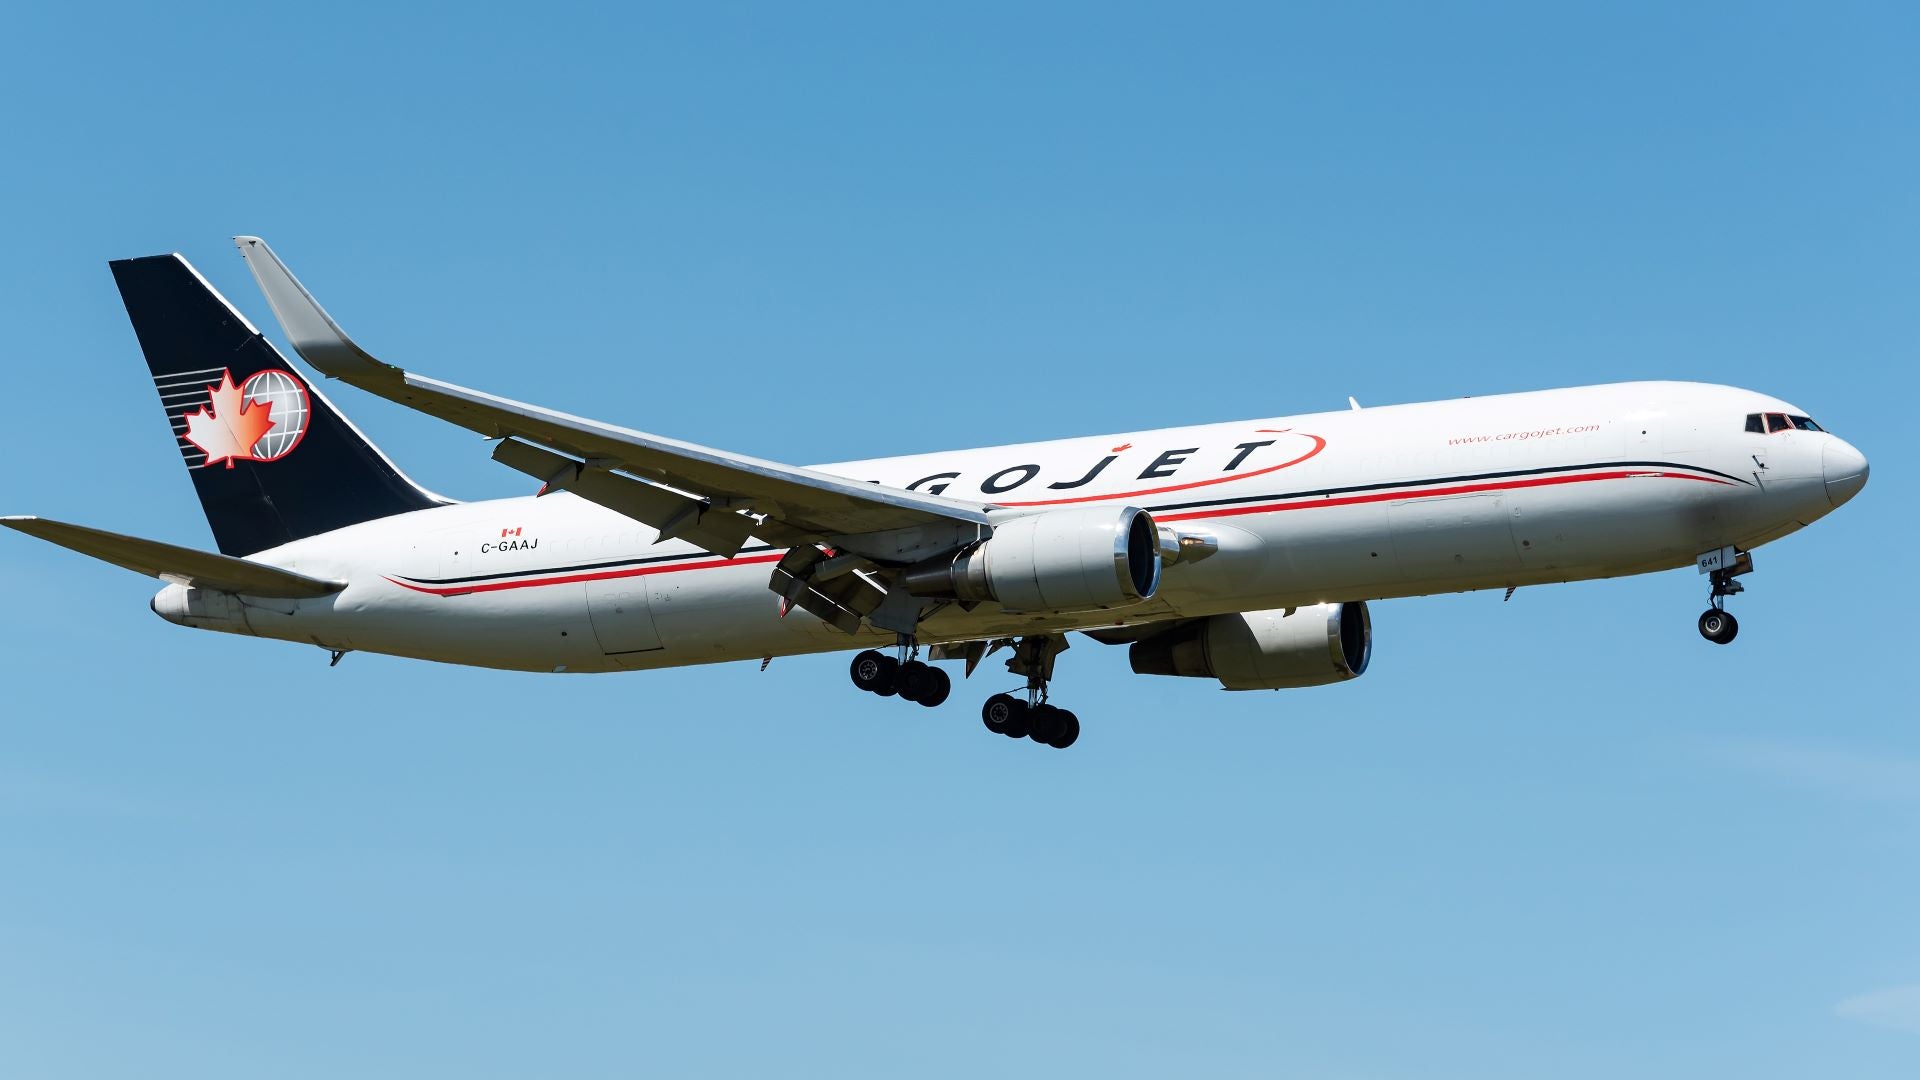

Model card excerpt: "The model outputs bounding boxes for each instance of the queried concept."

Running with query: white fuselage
[152,381,1861,673]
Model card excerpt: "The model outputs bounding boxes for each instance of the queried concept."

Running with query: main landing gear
[979,635,1080,750]
[1697,547,1754,646]
[849,645,952,708]
[981,693,1080,750]
[846,634,1081,749]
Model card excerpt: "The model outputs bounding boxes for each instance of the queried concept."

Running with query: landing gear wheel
[1698,609,1739,645]
[914,667,951,708]
[897,660,936,704]
[982,693,1028,737]
[1027,704,1062,746]
[1046,710,1080,749]
[871,657,901,696]
[850,650,898,693]
[852,645,887,687]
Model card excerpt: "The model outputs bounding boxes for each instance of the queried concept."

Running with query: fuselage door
[585,576,663,655]
[1749,412,1792,486]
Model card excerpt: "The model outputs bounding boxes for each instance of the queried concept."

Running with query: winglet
[233,236,396,381]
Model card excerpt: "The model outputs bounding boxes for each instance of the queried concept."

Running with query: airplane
[3,238,1870,750]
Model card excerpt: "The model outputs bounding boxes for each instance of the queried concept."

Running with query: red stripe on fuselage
[385,468,1731,596]
[386,552,786,597]
[1153,469,1732,524]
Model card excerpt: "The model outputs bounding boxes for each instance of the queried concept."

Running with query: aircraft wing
[232,236,991,559]
[2,516,345,598]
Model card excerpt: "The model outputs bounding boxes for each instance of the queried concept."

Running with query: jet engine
[1129,603,1371,690]
[901,505,1161,613]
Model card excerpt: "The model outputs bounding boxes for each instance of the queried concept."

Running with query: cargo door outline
[585,577,663,654]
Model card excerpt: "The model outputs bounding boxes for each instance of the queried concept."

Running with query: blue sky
[1,3,1915,1077]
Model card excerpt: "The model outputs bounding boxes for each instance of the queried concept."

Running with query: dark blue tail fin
[110,254,447,556]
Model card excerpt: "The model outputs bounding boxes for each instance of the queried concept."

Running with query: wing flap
[3,516,345,598]
[490,438,780,556]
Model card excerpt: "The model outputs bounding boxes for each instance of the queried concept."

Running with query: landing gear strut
[849,640,951,708]
[978,635,1080,749]
[1697,547,1753,646]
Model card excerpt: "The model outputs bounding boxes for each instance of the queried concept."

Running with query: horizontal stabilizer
[2,516,345,598]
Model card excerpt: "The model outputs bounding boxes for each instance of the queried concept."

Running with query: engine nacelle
[902,505,1161,614]
[1129,603,1372,690]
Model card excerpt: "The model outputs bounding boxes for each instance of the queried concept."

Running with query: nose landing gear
[1696,546,1752,645]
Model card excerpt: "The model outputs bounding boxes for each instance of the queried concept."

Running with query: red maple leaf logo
[182,371,278,469]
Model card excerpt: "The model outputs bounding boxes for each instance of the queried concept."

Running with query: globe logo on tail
[181,368,311,468]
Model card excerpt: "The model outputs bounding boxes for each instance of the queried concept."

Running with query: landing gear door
[585,577,663,655]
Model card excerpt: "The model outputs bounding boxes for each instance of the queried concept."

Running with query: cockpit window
[1746,412,1825,434]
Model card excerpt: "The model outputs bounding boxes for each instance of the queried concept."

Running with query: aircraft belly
[284,580,612,672]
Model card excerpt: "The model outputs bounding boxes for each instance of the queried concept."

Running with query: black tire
[916,667,952,708]
[1698,609,1739,645]
[849,649,891,692]
[1047,710,1080,749]
[897,660,933,703]
[982,693,1027,736]
[872,655,902,696]
[1027,704,1062,745]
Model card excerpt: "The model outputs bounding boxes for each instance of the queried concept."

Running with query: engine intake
[1130,603,1371,690]
[902,505,1161,613]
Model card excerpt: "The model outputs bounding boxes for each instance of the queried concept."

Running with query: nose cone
[1823,437,1869,508]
